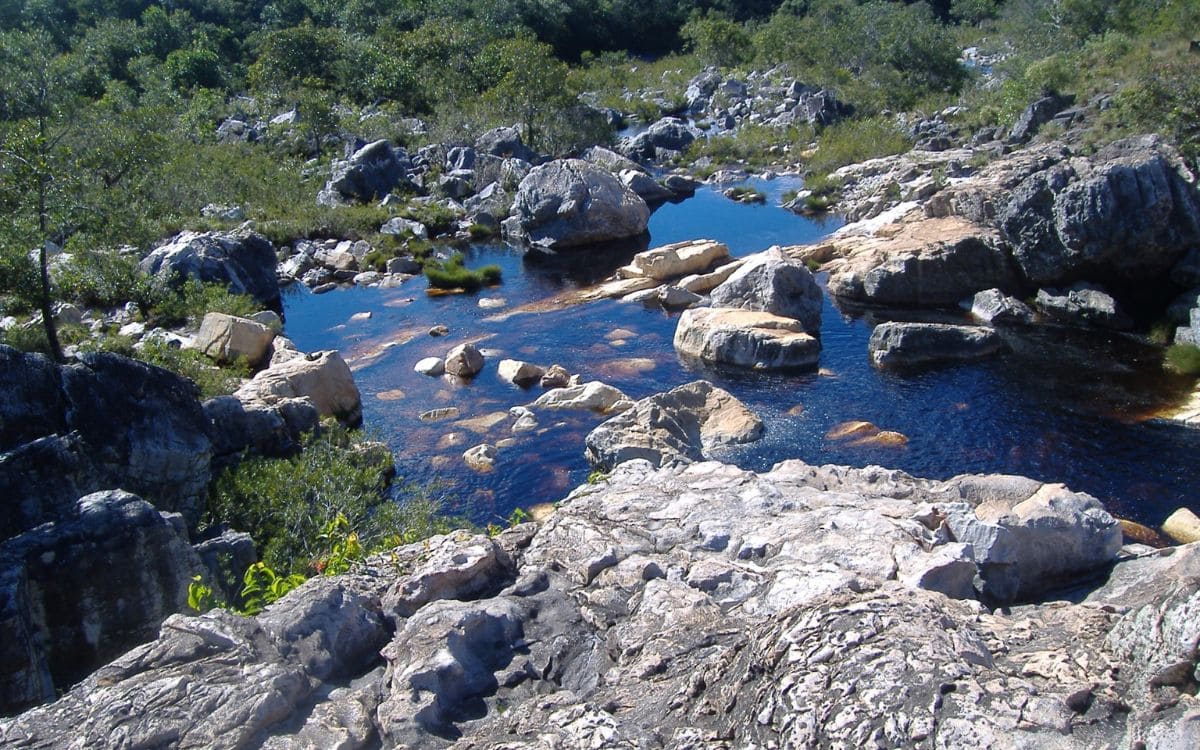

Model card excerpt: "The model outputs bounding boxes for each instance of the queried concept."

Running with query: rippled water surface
[284,177,1200,527]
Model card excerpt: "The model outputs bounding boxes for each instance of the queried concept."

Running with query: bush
[1165,344,1200,376]
[207,427,458,575]
[805,116,911,175]
[424,254,502,292]
[55,247,143,309]
[685,123,813,168]
[146,278,261,328]
[80,335,250,399]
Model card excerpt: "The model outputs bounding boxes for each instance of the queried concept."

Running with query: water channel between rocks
[283,177,1200,529]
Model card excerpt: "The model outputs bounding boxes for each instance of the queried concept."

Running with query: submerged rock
[585,380,763,470]
[869,322,1006,368]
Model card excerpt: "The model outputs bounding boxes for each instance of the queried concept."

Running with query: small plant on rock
[1165,344,1200,376]
[424,253,502,292]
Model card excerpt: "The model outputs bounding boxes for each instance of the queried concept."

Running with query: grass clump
[1165,344,1200,376]
[805,117,911,176]
[725,186,766,204]
[800,173,844,212]
[684,124,813,168]
[424,254,502,292]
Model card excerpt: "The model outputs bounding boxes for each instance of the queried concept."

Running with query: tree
[479,35,575,150]
[681,10,752,68]
[0,30,80,361]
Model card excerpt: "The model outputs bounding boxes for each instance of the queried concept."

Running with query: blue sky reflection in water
[283,177,1200,528]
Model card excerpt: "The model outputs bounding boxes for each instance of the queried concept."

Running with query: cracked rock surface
[3,460,1196,748]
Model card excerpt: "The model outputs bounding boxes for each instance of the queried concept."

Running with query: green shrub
[424,254,502,292]
[685,124,813,168]
[800,172,844,212]
[56,247,144,309]
[1165,344,1200,376]
[206,427,458,575]
[146,278,261,328]
[806,117,911,176]
[725,186,766,203]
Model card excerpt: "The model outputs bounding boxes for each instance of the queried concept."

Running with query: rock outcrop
[505,159,650,248]
[617,239,730,282]
[0,490,205,715]
[868,322,1007,368]
[189,312,276,367]
[0,347,212,535]
[585,380,763,469]
[139,230,281,313]
[6,460,1192,748]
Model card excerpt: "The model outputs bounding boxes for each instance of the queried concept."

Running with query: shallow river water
[283,177,1200,528]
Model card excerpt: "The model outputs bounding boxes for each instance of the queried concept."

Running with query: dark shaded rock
[0,348,213,536]
[193,529,257,604]
[1035,284,1133,330]
[1009,94,1073,143]
[1000,135,1200,286]
[203,395,319,466]
[139,230,282,313]
[617,118,697,161]
[619,169,674,203]
[319,140,411,205]
[0,490,204,716]
[506,159,650,248]
[794,88,852,127]
[869,322,1007,368]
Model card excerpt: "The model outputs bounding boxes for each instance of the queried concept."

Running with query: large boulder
[506,159,650,248]
[0,490,205,715]
[868,322,1007,368]
[999,135,1200,285]
[0,348,212,536]
[585,380,763,470]
[189,312,276,367]
[674,307,821,370]
[202,395,319,465]
[618,118,697,161]
[235,351,362,427]
[318,140,411,205]
[826,225,1019,307]
[709,247,823,332]
[617,239,730,282]
[619,169,674,203]
[474,126,536,163]
[139,230,281,312]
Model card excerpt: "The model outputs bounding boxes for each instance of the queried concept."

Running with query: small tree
[479,35,574,151]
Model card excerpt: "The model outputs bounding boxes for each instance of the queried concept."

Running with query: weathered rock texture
[813,135,1200,311]
[585,380,763,469]
[235,350,362,427]
[709,246,823,332]
[674,307,821,369]
[506,159,650,248]
[0,346,212,536]
[4,460,1194,748]
[0,490,204,715]
[139,230,281,312]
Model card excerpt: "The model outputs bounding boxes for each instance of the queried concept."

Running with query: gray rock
[1009,94,1072,143]
[970,288,1036,325]
[579,145,641,174]
[414,357,444,376]
[189,312,276,367]
[709,247,823,332]
[139,230,281,312]
[1000,135,1200,285]
[235,351,362,427]
[585,380,763,470]
[320,140,410,204]
[507,159,650,248]
[0,490,205,714]
[531,381,632,413]
[475,126,536,162]
[869,322,1006,368]
[379,217,429,239]
[203,394,319,465]
[193,529,257,604]
[618,118,697,162]
[618,169,674,203]
[1035,284,1133,330]
[444,343,484,377]
[0,348,212,535]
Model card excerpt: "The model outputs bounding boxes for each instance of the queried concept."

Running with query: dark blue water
[283,177,1200,528]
